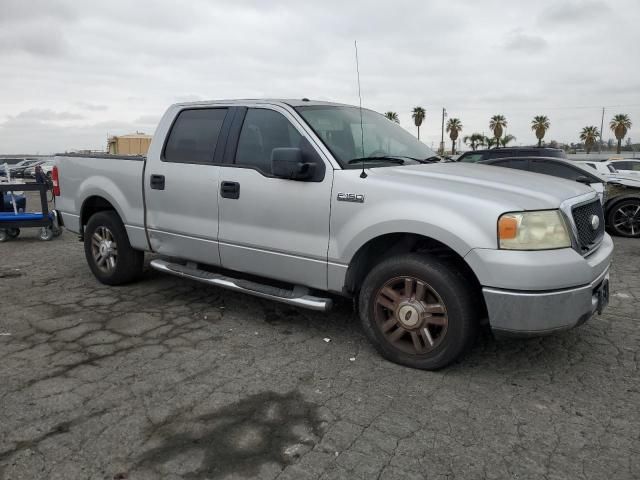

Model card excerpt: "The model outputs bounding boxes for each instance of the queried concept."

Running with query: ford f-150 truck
[54,99,613,369]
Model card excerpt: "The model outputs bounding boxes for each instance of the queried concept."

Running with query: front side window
[164,108,227,163]
[613,161,631,170]
[460,153,484,163]
[235,109,303,174]
[296,106,436,168]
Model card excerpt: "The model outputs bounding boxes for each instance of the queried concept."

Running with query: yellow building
[107,133,152,155]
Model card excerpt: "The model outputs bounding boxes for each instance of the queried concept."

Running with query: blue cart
[0,183,61,242]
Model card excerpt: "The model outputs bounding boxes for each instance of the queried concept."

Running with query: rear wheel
[39,227,54,241]
[7,228,19,239]
[84,211,144,285]
[607,199,640,237]
[358,253,478,370]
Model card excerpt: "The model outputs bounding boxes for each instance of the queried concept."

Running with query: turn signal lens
[498,210,571,250]
[498,216,518,240]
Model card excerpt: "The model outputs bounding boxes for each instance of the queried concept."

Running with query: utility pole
[440,108,447,154]
[599,107,605,153]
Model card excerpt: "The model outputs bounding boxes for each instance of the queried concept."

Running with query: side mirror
[576,176,592,185]
[271,148,315,181]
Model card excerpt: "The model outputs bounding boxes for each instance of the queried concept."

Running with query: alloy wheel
[374,276,448,355]
[613,203,640,237]
[91,226,118,273]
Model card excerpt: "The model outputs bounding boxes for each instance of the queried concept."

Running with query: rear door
[144,107,232,265]
[217,105,333,290]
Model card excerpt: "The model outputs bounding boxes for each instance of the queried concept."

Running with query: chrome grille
[572,199,605,253]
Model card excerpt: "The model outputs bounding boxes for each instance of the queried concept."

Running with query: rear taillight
[52,165,60,196]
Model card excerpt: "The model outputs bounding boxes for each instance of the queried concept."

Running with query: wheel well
[344,233,483,299]
[80,196,117,234]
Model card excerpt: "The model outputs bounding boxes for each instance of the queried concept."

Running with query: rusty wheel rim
[374,276,448,355]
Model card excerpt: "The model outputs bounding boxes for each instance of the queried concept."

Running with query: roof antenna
[354,40,367,179]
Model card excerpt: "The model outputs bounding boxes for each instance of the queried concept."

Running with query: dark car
[482,156,640,238]
[457,147,567,163]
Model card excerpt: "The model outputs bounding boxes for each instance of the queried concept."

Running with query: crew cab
[54,99,613,369]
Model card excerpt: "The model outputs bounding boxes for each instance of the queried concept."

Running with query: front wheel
[358,253,478,370]
[607,199,640,237]
[84,211,144,285]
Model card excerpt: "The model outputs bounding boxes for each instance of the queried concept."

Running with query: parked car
[54,99,612,370]
[457,147,567,163]
[12,160,46,178]
[482,156,640,238]
[1,159,41,177]
[25,160,55,180]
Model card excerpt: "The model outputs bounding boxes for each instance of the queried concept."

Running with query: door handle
[150,174,165,190]
[220,181,240,199]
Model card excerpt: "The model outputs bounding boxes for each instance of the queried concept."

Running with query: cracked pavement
[1,228,639,479]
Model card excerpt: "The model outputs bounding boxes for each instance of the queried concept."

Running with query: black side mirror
[576,176,591,185]
[271,148,315,181]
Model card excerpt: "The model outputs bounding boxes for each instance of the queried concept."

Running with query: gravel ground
[0,224,638,480]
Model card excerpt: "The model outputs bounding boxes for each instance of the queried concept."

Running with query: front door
[217,106,333,290]
[144,107,229,265]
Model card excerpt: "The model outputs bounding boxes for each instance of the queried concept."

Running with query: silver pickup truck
[54,99,613,369]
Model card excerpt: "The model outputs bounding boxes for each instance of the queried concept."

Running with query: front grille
[572,199,605,252]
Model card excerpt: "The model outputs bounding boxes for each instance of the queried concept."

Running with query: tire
[607,199,640,238]
[7,228,20,239]
[358,253,478,370]
[39,227,54,241]
[0,230,8,242]
[84,211,144,285]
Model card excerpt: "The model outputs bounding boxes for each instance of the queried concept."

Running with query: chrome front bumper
[484,267,610,336]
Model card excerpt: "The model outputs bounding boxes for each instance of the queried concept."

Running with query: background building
[107,133,152,155]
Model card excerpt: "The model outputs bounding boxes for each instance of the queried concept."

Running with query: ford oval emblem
[590,214,600,230]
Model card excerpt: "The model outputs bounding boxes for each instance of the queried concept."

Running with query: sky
[0,0,639,154]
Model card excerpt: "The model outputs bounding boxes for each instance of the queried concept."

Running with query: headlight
[498,210,571,250]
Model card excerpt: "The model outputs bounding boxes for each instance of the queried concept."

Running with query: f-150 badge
[337,193,365,203]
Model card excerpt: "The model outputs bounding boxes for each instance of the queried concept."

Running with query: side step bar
[149,259,332,312]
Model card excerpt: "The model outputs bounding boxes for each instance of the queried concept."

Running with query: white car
[611,159,640,177]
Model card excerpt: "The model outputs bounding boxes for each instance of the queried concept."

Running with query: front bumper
[484,267,610,335]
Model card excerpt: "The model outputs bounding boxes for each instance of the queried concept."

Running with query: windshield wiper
[347,156,406,165]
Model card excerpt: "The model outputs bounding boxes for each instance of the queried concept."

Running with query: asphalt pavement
[1,228,638,480]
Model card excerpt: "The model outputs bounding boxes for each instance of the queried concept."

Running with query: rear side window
[490,159,529,170]
[530,160,585,180]
[164,108,227,163]
[235,109,302,174]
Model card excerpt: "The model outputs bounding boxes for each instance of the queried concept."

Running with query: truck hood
[369,162,594,211]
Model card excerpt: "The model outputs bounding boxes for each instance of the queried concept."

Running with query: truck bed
[54,153,148,250]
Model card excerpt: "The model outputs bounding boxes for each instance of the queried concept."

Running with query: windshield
[296,105,436,168]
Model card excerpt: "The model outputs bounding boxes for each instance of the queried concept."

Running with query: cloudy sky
[1,0,639,154]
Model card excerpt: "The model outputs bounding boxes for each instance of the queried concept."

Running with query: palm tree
[500,134,516,147]
[484,136,497,149]
[463,133,485,151]
[579,126,600,154]
[489,115,507,148]
[609,114,632,154]
[384,111,400,123]
[531,115,550,147]
[446,118,463,155]
[412,107,426,140]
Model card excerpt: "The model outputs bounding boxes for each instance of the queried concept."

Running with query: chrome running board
[149,259,332,312]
